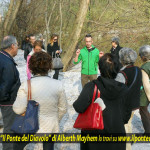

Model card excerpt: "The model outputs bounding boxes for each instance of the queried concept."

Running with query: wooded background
[0,0,150,70]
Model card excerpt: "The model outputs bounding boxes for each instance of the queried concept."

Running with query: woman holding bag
[13,52,67,150]
[47,34,62,80]
[73,53,128,150]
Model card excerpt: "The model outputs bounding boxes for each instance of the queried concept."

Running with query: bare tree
[59,0,62,51]
[62,0,90,71]
[45,0,57,51]
[2,0,23,36]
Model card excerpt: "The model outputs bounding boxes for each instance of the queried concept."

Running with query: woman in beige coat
[13,51,67,150]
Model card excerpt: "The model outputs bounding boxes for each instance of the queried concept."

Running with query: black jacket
[24,43,33,60]
[73,77,127,150]
[47,42,60,58]
[0,50,21,105]
[110,45,122,59]
[110,45,123,69]
[73,76,128,133]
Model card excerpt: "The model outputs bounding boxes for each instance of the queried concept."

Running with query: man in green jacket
[73,34,103,87]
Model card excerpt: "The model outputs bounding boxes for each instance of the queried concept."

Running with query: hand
[99,51,104,58]
[56,50,60,54]
[76,49,80,56]
[35,103,39,106]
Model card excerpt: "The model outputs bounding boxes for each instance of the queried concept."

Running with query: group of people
[73,35,150,150]
[0,34,149,150]
[22,33,62,80]
[0,35,66,150]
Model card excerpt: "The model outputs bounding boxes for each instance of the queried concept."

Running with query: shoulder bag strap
[92,85,97,103]
[92,85,101,103]
[52,52,58,58]
[27,80,32,101]
[97,89,100,98]
[21,80,32,116]
[128,67,138,90]
[119,70,128,84]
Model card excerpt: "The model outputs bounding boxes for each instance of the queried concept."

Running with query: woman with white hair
[115,48,142,150]
[139,45,150,133]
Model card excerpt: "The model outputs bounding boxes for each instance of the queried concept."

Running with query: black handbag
[11,80,39,134]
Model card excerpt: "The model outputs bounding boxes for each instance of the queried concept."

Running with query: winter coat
[13,76,67,133]
[24,43,33,61]
[110,45,122,59]
[0,50,21,105]
[73,45,99,75]
[47,42,61,58]
[110,45,123,69]
[73,76,128,150]
[26,49,45,79]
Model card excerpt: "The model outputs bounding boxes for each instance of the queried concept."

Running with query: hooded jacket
[73,76,128,133]
[73,45,99,75]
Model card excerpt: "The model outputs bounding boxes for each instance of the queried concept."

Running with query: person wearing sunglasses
[47,34,62,80]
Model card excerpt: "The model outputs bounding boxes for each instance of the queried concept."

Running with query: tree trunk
[2,0,23,36]
[8,0,23,34]
[45,0,57,51]
[3,0,14,36]
[59,0,62,51]
[62,0,90,71]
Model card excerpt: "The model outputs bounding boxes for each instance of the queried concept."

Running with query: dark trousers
[0,106,16,150]
[13,142,54,150]
[53,69,59,80]
[139,105,150,133]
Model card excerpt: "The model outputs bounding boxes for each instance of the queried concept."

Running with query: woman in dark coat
[115,48,142,150]
[47,34,62,80]
[73,53,128,150]
[116,48,142,124]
